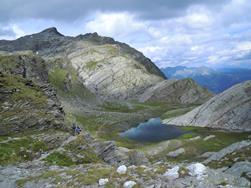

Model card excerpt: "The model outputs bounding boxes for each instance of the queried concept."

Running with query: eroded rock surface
[0,53,65,135]
[164,81,251,131]
[139,79,213,104]
[0,28,165,100]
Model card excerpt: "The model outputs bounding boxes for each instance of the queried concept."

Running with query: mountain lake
[120,118,185,142]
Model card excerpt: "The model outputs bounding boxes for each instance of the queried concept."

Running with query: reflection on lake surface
[120,118,184,142]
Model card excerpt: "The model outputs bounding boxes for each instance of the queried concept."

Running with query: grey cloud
[0,27,16,37]
[0,0,227,22]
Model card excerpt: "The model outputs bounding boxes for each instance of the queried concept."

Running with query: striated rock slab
[203,140,251,164]
[225,161,251,178]
[139,79,213,104]
[0,53,65,135]
[164,81,251,131]
[167,148,185,157]
[0,28,166,101]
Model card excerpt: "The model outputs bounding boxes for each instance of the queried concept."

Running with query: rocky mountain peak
[0,28,212,100]
[76,32,116,44]
[40,27,64,37]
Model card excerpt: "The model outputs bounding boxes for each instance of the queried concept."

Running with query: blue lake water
[120,118,185,142]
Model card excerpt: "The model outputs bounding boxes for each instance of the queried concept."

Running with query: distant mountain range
[161,66,251,93]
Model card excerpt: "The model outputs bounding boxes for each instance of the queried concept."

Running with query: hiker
[72,123,82,135]
[76,126,82,134]
[72,123,77,135]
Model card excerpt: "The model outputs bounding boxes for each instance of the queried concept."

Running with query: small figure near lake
[72,123,82,135]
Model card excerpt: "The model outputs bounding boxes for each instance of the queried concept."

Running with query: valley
[0,28,250,188]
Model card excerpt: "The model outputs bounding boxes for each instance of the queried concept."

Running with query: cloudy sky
[1,0,251,68]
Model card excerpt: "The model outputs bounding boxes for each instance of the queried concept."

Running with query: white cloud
[235,41,251,51]
[84,12,146,39]
[11,24,25,38]
[0,24,25,39]
[1,0,251,69]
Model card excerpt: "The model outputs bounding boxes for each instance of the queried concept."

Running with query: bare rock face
[139,79,213,104]
[0,52,65,135]
[0,28,212,103]
[68,43,163,100]
[0,28,166,100]
[164,81,251,131]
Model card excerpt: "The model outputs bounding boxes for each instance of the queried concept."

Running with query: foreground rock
[117,165,127,174]
[98,178,109,186]
[167,148,185,157]
[0,156,250,188]
[186,163,207,179]
[0,53,65,135]
[164,81,251,131]
[123,180,137,188]
[225,161,251,182]
[163,166,180,180]
[204,140,251,164]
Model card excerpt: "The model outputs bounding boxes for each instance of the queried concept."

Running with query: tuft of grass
[48,60,96,101]
[48,67,68,90]
[1,74,47,108]
[16,167,116,187]
[145,126,250,163]
[0,137,48,165]
[165,128,250,163]
[63,136,100,164]
[85,61,98,70]
[16,170,61,187]
[43,152,75,166]
[74,168,111,185]
[161,106,196,119]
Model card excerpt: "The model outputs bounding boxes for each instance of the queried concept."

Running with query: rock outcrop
[0,52,65,135]
[164,81,251,131]
[139,79,213,104]
[203,140,251,164]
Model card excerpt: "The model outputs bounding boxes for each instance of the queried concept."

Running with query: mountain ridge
[0,28,214,102]
[161,66,251,93]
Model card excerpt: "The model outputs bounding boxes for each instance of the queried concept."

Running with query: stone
[98,178,109,186]
[123,180,137,188]
[167,148,185,157]
[204,140,251,164]
[200,152,216,158]
[117,165,127,174]
[189,136,201,141]
[203,135,216,141]
[225,161,251,178]
[163,166,180,180]
[187,163,207,179]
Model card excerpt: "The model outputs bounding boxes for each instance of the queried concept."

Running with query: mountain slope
[0,28,165,100]
[139,79,213,104]
[161,66,251,93]
[164,81,251,131]
[0,28,212,103]
[0,52,65,135]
